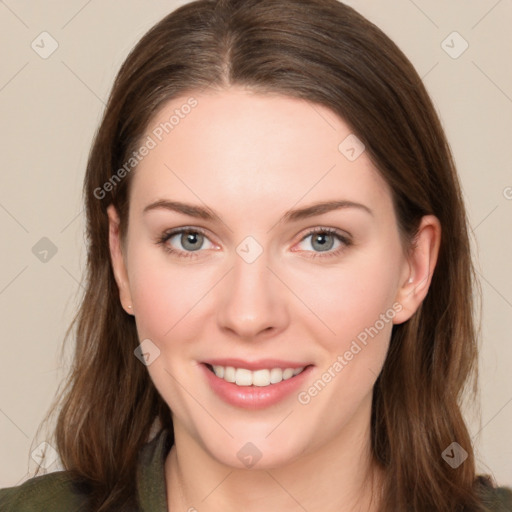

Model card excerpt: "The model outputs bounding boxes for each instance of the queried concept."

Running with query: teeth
[214,365,224,379]
[282,368,294,380]
[223,366,235,383]
[252,369,270,386]
[270,368,282,384]
[211,365,305,386]
[235,368,252,386]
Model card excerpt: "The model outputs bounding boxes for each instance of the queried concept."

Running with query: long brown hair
[36,0,496,510]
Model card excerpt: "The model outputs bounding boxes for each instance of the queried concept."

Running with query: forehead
[129,86,392,219]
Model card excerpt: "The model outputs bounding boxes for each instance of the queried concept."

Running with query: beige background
[0,0,511,488]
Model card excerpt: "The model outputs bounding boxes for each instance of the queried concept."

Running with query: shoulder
[476,476,512,512]
[0,470,91,512]
[487,486,512,511]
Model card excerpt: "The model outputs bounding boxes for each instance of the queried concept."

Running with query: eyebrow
[143,199,373,223]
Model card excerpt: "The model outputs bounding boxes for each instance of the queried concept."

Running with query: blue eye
[156,227,214,259]
[155,226,352,260]
[296,227,352,259]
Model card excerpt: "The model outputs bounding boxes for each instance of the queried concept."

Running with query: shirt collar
[136,428,172,512]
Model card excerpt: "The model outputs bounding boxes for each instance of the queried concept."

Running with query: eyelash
[155,226,352,260]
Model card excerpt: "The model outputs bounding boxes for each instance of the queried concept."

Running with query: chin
[197,424,312,471]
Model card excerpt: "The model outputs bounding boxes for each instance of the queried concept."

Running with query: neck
[165,397,383,512]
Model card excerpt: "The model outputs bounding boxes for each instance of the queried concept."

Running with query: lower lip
[200,363,313,410]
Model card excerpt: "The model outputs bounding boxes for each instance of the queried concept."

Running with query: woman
[1,0,510,510]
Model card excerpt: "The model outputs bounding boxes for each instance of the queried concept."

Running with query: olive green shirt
[1,428,511,511]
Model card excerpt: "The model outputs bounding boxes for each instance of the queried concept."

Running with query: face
[108,86,438,470]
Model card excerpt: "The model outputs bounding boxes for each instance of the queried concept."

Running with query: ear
[107,204,134,315]
[392,215,441,324]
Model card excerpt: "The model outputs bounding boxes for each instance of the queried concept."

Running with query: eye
[155,226,352,260]
[155,227,215,259]
[295,227,352,259]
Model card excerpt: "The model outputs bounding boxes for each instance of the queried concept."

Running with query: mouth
[204,363,309,387]
[200,360,314,409]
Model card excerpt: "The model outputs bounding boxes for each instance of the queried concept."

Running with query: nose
[216,246,289,340]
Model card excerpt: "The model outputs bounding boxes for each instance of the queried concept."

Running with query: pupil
[184,232,201,250]
[314,233,333,251]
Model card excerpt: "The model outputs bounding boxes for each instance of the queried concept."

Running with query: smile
[201,360,314,409]
[206,364,306,387]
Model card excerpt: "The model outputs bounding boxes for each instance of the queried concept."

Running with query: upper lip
[202,358,311,371]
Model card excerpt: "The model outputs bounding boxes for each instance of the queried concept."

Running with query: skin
[108,86,441,512]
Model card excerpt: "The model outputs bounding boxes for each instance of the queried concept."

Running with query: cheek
[127,248,207,340]
[299,251,401,347]
[294,260,398,424]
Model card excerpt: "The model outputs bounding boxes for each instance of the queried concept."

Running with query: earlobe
[393,215,441,324]
[107,204,134,315]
